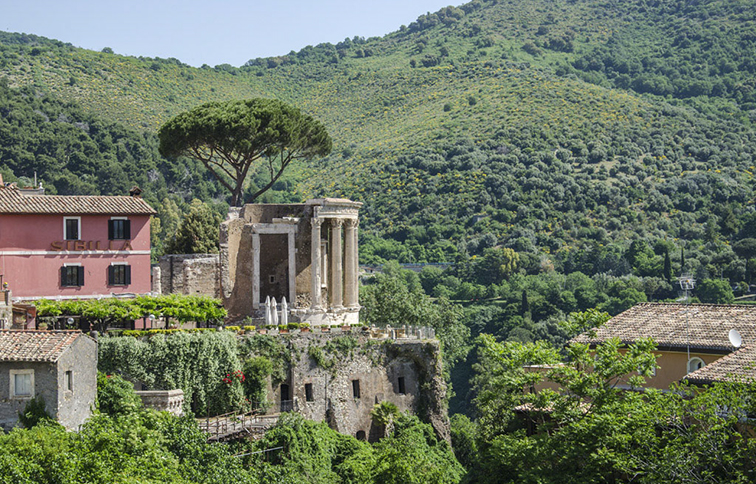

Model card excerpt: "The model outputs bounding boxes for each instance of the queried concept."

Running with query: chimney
[129,186,143,198]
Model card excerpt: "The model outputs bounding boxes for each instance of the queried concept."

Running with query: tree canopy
[158,98,332,206]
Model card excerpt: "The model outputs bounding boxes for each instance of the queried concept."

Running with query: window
[355,430,366,441]
[65,370,73,392]
[61,265,84,287]
[10,370,34,398]
[397,376,406,395]
[688,357,705,374]
[280,383,290,401]
[108,264,131,286]
[352,379,361,399]
[108,218,131,240]
[305,383,314,402]
[64,217,80,240]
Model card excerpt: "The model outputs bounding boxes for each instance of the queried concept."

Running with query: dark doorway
[259,234,289,304]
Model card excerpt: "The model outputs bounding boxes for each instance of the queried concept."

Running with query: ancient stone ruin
[220,198,362,325]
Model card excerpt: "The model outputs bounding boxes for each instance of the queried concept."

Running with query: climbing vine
[98,331,243,416]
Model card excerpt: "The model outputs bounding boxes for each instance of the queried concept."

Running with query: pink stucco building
[0,186,155,301]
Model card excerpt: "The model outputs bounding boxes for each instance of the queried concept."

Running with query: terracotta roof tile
[685,344,756,385]
[0,330,85,362]
[571,303,756,352]
[0,186,156,215]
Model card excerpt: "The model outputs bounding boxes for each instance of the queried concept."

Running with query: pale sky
[2,0,460,67]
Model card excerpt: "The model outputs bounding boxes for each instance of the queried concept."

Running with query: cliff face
[248,332,450,443]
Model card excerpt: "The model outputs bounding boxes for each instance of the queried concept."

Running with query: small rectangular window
[61,265,84,287]
[66,370,73,392]
[108,219,131,240]
[352,379,360,399]
[305,383,314,402]
[108,264,131,286]
[64,217,80,240]
[398,377,406,395]
[10,370,34,398]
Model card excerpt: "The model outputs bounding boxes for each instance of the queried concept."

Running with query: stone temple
[220,198,362,325]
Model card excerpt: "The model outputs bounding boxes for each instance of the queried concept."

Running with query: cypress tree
[680,246,686,273]
[664,250,672,281]
[521,290,530,316]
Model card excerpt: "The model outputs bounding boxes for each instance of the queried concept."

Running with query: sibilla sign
[50,240,134,251]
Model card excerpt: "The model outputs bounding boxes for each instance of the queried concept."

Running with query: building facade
[0,186,155,301]
[0,330,97,431]
[572,303,756,389]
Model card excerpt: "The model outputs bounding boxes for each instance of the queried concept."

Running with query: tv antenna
[679,274,696,365]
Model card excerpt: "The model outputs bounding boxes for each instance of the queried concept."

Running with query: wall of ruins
[220,204,314,319]
[155,254,220,298]
[246,332,450,444]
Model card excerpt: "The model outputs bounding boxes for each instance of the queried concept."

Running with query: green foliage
[35,294,226,331]
[245,412,463,484]
[96,372,143,417]
[98,331,244,416]
[697,278,736,303]
[468,334,756,483]
[372,414,465,484]
[0,408,256,484]
[370,401,400,436]
[242,356,273,408]
[158,98,332,206]
[165,198,221,254]
[361,262,471,371]
[17,395,54,429]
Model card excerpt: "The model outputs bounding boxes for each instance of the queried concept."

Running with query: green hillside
[2,0,756,282]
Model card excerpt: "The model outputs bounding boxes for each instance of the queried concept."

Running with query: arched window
[687,357,705,374]
[355,430,366,441]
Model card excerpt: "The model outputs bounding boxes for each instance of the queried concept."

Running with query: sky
[3,0,460,67]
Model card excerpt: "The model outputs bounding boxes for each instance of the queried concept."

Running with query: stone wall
[137,389,185,416]
[156,254,220,298]
[245,332,450,443]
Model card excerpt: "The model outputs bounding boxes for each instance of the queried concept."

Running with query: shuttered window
[108,264,131,286]
[108,219,131,240]
[61,266,84,287]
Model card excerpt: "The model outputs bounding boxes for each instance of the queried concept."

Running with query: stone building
[221,198,362,325]
[254,330,449,443]
[0,330,97,431]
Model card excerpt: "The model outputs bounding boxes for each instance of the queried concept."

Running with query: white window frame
[687,357,706,374]
[10,369,34,399]
[63,216,81,241]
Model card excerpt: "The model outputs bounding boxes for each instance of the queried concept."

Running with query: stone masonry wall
[157,254,220,298]
[245,332,450,443]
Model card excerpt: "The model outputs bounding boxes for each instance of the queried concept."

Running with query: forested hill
[2,0,756,281]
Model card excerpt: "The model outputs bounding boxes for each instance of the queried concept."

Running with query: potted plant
[287,322,300,332]
[300,323,311,333]
[278,324,289,334]
[319,325,330,333]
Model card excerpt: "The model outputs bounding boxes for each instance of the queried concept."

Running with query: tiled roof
[571,303,756,352]
[684,344,756,385]
[0,186,156,215]
[0,330,86,362]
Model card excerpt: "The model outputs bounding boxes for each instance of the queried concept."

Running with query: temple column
[310,218,323,310]
[344,218,359,308]
[330,219,344,309]
[287,230,296,306]
[252,232,260,309]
